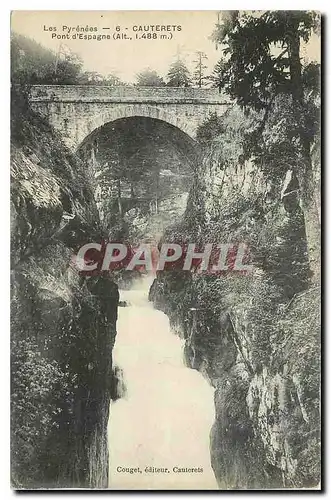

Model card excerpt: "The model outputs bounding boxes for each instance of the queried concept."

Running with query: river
[108,277,218,490]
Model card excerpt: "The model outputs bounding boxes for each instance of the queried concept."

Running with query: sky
[11,11,223,83]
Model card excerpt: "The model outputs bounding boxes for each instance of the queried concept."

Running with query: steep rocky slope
[150,108,320,489]
[11,90,118,488]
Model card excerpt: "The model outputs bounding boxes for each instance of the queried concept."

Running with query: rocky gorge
[11,90,320,489]
[10,15,321,490]
[11,89,119,488]
[149,106,321,489]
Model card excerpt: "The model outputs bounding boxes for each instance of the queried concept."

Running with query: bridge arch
[29,85,231,151]
[76,104,197,149]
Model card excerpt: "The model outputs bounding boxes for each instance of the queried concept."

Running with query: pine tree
[166,59,191,87]
[192,51,208,88]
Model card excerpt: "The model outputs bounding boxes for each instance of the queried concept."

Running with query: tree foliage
[136,68,165,87]
[11,33,83,85]
[11,33,124,87]
[166,59,191,87]
[212,11,319,109]
[77,71,123,86]
[211,10,321,281]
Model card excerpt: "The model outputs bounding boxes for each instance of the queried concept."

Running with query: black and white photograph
[10,9,321,490]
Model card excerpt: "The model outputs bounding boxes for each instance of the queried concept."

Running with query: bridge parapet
[29,85,231,105]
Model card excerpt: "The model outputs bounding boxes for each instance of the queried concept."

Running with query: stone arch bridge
[29,85,231,150]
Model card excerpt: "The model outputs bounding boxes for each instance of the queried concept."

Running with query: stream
[108,277,218,490]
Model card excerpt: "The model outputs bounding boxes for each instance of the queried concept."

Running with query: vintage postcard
[10,10,321,490]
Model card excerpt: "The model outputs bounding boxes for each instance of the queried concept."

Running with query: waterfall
[108,277,218,490]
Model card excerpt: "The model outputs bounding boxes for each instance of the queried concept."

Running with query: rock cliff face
[150,140,320,489]
[11,91,118,488]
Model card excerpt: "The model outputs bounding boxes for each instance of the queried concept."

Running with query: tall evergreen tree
[192,51,208,88]
[166,59,191,87]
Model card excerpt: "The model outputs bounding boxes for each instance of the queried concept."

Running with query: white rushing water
[108,277,218,490]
